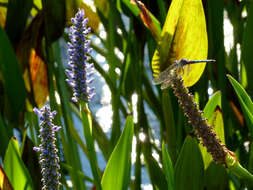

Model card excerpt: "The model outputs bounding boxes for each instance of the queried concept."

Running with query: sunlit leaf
[0,5,7,27]
[94,0,109,17]
[0,165,13,190]
[3,137,33,190]
[227,74,253,133]
[203,91,221,119]
[31,0,42,16]
[23,49,48,108]
[175,136,204,190]
[152,0,208,87]
[29,49,48,107]
[80,2,100,32]
[66,0,80,24]
[101,116,134,190]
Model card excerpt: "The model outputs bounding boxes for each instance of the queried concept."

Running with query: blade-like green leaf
[0,114,12,158]
[242,1,253,96]
[227,74,253,131]
[101,116,134,190]
[80,102,102,190]
[227,74,253,173]
[152,0,208,87]
[203,91,222,119]
[143,148,168,189]
[0,26,26,120]
[162,142,174,190]
[42,0,66,43]
[175,136,204,190]
[5,0,33,45]
[3,137,33,190]
[162,91,176,162]
[204,162,228,190]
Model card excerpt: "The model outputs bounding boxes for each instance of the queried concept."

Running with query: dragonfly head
[179,59,189,66]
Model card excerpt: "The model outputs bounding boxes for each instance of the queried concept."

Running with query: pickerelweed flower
[66,9,95,103]
[153,59,228,166]
[33,105,62,190]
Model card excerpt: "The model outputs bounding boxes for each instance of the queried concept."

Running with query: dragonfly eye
[180,58,189,64]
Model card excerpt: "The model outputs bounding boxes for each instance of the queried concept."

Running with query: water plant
[33,105,62,190]
[0,0,253,189]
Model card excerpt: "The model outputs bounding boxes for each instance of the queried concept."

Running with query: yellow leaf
[23,49,48,108]
[94,0,109,17]
[80,2,100,32]
[200,106,225,169]
[29,49,48,108]
[152,0,208,87]
[66,0,80,21]
[0,165,13,190]
[0,6,7,28]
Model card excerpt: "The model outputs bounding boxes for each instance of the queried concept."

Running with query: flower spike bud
[33,105,61,190]
[66,9,95,103]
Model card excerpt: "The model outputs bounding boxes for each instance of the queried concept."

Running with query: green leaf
[116,0,122,12]
[162,142,174,190]
[152,0,208,87]
[94,0,109,17]
[0,114,12,158]
[227,74,253,132]
[80,102,102,190]
[0,26,26,120]
[101,116,134,190]
[3,137,33,190]
[162,91,176,162]
[143,148,168,189]
[203,91,222,119]
[242,1,253,96]
[5,0,33,45]
[204,162,228,190]
[175,136,204,190]
[42,0,66,43]
[122,0,139,16]
[121,50,136,100]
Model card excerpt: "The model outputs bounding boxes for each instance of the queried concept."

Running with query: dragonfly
[152,58,216,90]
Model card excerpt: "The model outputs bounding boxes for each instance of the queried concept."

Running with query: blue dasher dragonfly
[152,58,215,90]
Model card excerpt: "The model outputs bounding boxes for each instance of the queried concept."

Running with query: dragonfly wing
[161,79,172,90]
[152,66,174,85]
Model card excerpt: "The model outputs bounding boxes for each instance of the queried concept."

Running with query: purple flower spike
[66,9,95,103]
[33,105,61,190]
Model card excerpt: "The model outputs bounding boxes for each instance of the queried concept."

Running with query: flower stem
[80,100,102,190]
